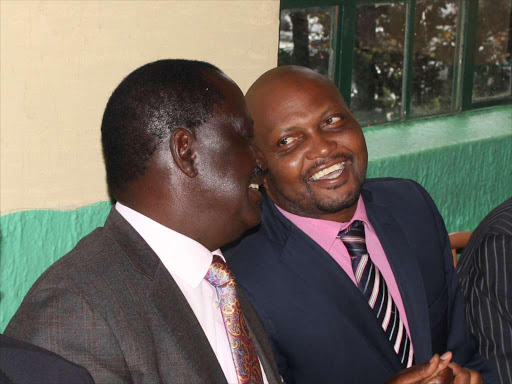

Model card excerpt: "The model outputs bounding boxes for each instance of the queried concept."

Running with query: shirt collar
[276,195,374,252]
[115,202,222,288]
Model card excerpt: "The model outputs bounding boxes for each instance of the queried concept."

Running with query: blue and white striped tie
[338,220,414,368]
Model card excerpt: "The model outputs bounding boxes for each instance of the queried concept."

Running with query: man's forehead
[248,77,344,129]
[248,65,331,92]
[248,71,342,110]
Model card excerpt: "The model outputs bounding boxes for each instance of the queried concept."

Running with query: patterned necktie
[205,255,264,384]
[338,220,414,368]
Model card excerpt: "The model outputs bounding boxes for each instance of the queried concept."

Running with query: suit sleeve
[0,334,95,384]
[463,234,512,384]
[413,181,498,382]
[5,286,132,384]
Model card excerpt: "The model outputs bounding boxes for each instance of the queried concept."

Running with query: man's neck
[117,198,222,252]
[273,200,359,224]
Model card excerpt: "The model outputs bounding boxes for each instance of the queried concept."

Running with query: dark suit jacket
[457,197,512,384]
[5,209,280,384]
[0,334,94,384]
[225,178,496,383]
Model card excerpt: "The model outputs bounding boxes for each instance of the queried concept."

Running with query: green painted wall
[1,106,511,332]
[365,106,512,232]
[0,202,112,331]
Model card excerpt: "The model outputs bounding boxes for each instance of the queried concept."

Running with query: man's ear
[170,128,198,178]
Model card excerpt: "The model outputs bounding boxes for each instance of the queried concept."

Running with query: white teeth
[249,183,259,190]
[310,162,345,181]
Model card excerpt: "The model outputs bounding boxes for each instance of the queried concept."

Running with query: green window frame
[279,0,512,125]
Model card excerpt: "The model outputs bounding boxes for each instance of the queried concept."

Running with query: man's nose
[305,134,337,160]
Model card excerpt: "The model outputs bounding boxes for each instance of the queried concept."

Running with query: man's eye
[278,137,296,147]
[326,116,342,125]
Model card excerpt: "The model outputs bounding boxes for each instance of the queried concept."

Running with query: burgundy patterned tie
[205,255,264,384]
[338,220,414,368]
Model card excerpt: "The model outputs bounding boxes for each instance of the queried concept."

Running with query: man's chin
[313,189,361,214]
[304,171,364,214]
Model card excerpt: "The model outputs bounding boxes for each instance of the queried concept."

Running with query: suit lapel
[363,190,432,362]
[263,197,403,370]
[104,209,227,383]
[238,289,281,384]
[148,265,228,383]
[281,226,403,372]
[257,196,397,372]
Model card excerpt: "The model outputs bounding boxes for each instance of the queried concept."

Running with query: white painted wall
[0,0,279,213]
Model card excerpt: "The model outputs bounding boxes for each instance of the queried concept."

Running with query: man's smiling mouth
[309,161,345,181]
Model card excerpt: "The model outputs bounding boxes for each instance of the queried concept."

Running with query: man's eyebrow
[320,105,344,119]
[275,108,339,136]
[279,125,306,136]
[275,126,299,136]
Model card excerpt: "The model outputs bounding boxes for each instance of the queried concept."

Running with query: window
[279,0,512,126]
[279,8,338,80]
[472,0,512,101]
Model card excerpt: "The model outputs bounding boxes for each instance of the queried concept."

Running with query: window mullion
[452,0,467,112]
[401,0,415,121]
[460,0,478,110]
[338,0,357,107]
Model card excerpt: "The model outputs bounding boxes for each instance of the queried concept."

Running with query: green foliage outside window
[278,0,512,127]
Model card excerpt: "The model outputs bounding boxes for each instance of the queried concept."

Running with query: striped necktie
[205,255,264,384]
[338,220,414,368]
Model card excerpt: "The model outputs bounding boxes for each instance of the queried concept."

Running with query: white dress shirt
[116,202,268,384]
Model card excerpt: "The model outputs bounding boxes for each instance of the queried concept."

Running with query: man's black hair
[101,59,225,197]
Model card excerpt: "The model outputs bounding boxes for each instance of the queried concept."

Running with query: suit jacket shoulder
[226,177,446,309]
[6,208,280,384]
[458,197,512,276]
[457,198,512,383]
[226,178,496,383]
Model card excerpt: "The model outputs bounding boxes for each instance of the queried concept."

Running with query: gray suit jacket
[5,208,280,384]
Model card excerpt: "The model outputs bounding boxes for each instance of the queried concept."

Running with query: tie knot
[338,220,368,258]
[338,219,365,239]
[205,255,235,288]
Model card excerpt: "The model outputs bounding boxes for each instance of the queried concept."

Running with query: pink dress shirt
[116,202,268,384]
[276,196,413,350]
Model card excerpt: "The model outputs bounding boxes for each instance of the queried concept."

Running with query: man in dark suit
[5,60,280,384]
[0,334,95,384]
[457,197,512,384]
[225,66,495,383]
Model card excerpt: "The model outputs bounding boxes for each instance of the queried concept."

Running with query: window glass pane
[411,1,458,117]
[472,0,512,100]
[278,7,338,80]
[352,3,406,126]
